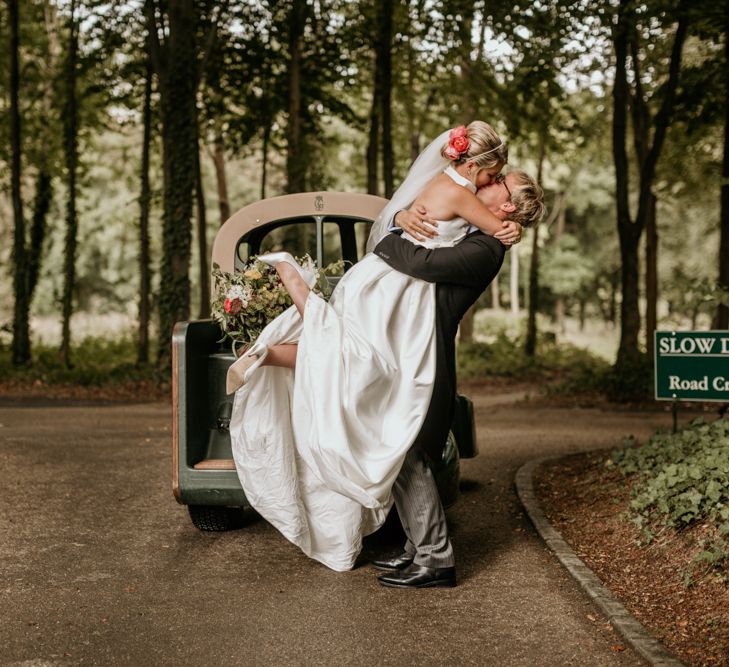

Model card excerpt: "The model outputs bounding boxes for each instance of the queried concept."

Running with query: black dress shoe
[371,552,414,571]
[377,563,457,589]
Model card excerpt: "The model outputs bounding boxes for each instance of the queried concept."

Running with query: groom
[371,170,543,588]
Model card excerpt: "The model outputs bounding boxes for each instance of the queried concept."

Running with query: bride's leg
[261,344,298,370]
[226,344,298,393]
[276,264,311,318]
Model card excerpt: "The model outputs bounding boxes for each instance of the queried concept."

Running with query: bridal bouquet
[211,255,344,354]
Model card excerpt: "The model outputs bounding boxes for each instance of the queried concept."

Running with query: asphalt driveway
[0,395,671,666]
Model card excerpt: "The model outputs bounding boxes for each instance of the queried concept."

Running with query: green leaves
[540,233,595,297]
[610,418,729,575]
[456,325,610,383]
[611,418,729,525]
[210,256,343,352]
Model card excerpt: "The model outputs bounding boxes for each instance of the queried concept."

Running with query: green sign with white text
[655,331,729,402]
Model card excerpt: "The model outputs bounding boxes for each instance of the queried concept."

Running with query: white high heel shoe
[226,354,259,394]
[257,252,317,288]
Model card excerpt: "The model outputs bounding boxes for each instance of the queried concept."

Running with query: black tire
[188,505,245,531]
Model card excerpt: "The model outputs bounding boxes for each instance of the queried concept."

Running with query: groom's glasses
[495,173,511,199]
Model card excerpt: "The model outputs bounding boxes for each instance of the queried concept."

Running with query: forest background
[1,0,727,400]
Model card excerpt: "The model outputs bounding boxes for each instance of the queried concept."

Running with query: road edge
[515,456,685,667]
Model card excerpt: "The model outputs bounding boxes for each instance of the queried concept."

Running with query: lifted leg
[262,344,298,370]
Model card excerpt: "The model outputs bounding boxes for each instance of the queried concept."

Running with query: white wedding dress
[229,167,475,571]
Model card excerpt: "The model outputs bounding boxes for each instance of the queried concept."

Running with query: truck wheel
[188,505,244,531]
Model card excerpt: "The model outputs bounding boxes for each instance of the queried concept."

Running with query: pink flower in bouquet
[212,254,323,353]
[228,298,242,315]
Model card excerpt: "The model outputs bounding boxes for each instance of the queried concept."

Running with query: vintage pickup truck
[172,191,477,531]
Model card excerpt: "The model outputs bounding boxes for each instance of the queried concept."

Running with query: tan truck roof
[211,191,388,273]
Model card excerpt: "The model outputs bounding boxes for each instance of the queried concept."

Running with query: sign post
[655,331,729,430]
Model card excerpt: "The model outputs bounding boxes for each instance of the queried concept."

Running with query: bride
[228,121,527,571]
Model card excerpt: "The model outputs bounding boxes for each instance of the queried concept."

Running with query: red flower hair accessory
[444,125,470,160]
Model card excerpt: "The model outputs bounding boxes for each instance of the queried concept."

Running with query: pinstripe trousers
[393,445,455,568]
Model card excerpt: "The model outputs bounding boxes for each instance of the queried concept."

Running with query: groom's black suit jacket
[374,231,506,461]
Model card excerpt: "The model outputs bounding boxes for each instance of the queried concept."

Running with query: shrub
[0,335,164,386]
[457,335,536,379]
[608,418,729,577]
[600,354,653,403]
[610,418,729,526]
[456,330,611,391]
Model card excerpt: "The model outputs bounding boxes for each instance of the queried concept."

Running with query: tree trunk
[608,270,618,325]
[379,0,394,197]
[491,277,500,310]
[617,227,642,362]
[612,0,639,369]
[60,0,79,368]
[146,0,198,369]
[718,11,729,329]
[8,0,31,366]
[524,226,540,354]
[366,49,380,195]
[553,193,566,334]
[211,134,230,225]
[28,170,52,299]
[644,193,658,359]
[137,52,153,365]
[457,2,477,123]
[510,245,519,315]
[613,0,688,369]
[525,144,546,356]
[410,133,420,163]
[260,122,271,201]
[555,299,565,333]
[195,143,210,318]
[459,310,474,343]
[26,0,59,309]
[578,297,586,331]
[286,0,307,194]
[402,6,419,165]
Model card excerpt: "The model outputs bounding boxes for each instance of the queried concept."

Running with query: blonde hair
[508,170,546,229]
[441,120,508,169]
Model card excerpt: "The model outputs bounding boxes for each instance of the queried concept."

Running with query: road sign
[655,331,729,402]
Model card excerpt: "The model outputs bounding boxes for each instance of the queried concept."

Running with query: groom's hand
[494,220,522,247]
[394,205,439,241]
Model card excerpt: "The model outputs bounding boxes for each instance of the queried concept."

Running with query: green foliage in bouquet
[211,256,347,354]
[212,259,296,354]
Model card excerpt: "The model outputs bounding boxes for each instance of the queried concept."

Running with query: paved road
[0,397,671,666]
